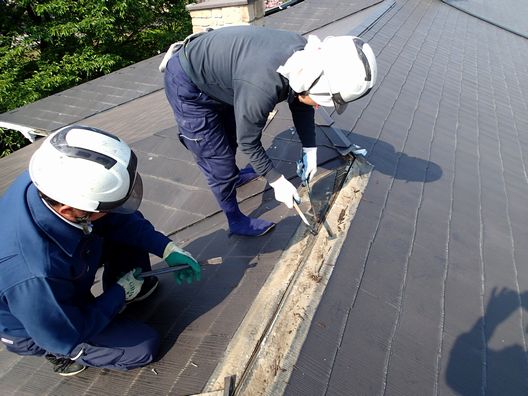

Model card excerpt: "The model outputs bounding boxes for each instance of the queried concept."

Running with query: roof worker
[161,25,376,237]
[0,125,201,376]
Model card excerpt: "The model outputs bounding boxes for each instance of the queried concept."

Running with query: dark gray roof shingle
[2,0,528,394]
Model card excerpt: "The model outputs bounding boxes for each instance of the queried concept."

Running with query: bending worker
[0,125,201,376]
[162,25,376,237]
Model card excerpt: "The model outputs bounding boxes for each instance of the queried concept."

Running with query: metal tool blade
[140,257,223,278]
[293,200,318,235]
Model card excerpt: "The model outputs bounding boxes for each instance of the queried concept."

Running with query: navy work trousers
[1,241,160,371]
[164,54,240,206]
[2,319,159,371]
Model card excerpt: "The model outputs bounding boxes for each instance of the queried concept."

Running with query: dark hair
[38,191,61,207]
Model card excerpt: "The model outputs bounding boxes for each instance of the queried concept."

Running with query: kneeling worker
[0,125,201,376]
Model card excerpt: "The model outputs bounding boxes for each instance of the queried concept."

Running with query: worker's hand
[117,269,144,301]
[270,175,300,209]
[163,242,201,285]
[298,147,317,184]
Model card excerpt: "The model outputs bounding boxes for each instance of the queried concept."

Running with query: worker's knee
[110,326,160,370]
[78,319,160,371]
[122,326,160,369]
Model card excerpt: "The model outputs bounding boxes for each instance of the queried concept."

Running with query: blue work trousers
[0,241,160,371]
[164,54,240,206]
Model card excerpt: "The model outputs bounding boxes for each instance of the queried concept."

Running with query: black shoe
[45,354,87,376]
[130,276,159,303]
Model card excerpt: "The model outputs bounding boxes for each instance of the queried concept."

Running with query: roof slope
[254,0,384,34]
[0,55,165,133]
[2,0,528,394]
[0,1,385,395]
[287,0,528,394]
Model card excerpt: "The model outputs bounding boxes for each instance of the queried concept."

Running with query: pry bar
[139,257,223,278]
[293,200,318,236]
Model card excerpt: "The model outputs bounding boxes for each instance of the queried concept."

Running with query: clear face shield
[106,173,143,214]
[96,151,144,214]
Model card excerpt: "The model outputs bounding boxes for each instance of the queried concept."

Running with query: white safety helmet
[308,36,377,114]
[29,125,143,214]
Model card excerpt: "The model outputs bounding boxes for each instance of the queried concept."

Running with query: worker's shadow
[345,130,442,183]
[261,126,443,185]
[230,123,446,237]
[231,124,443,229]
[446,287,528,395]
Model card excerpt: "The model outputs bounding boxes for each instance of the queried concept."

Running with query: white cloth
[277,35,335,109]
[277,35,326,93]
[158,42,182,73]
[306,75,335,108]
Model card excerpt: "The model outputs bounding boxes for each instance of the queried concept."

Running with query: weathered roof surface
[0,0,384,140]
[253,0,383,34]
[442,0,528,38]
[2,0,528,394]
[0,1,386,395]
[0,55,165,133]
[287,0,528,395]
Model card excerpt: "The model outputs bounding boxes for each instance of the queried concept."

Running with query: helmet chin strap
[75,214,93,235]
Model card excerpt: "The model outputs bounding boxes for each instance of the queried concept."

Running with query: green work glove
[117,268,144,301]
[163,242,201,285]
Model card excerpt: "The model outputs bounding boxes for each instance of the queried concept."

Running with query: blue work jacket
[0,171,170,356]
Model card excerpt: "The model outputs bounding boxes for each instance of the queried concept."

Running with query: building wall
[186,0,265,32]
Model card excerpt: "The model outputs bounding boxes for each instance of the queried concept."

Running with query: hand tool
[296,157,334,238]
[139,257,223,278]
[292,200,318,235]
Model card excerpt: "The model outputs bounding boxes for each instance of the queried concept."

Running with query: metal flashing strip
[320,125,354,157]
[0,121,48,142]
[202,156,373,395]
[315,108,369,157]
[349,0,396,37]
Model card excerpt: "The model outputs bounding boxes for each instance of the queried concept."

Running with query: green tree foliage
[0,0,192,157]
[0,129,29,157]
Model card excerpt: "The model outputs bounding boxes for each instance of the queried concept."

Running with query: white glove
[299,147,317,183]
[270,175,300,209]
[117,269,144,301]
